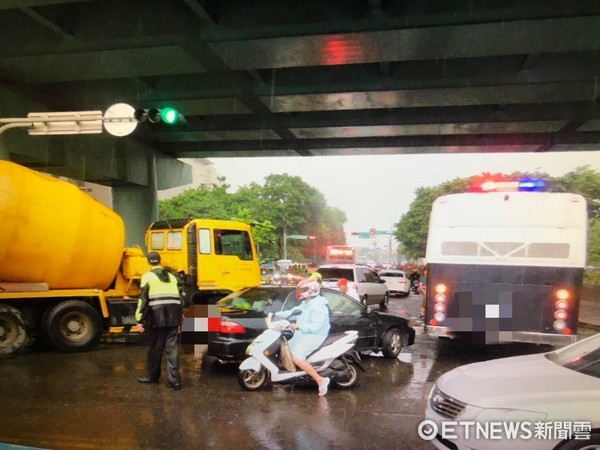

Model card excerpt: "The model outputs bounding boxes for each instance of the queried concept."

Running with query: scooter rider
[278,278,331,395]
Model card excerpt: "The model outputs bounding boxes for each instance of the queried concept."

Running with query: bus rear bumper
[425,326,577,345]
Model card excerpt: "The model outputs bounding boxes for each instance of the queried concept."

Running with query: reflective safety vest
[135,267,182,325]
[144,271,180,307]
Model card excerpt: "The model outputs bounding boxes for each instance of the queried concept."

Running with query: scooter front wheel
[333,362,359,389]
[238,368,269,391]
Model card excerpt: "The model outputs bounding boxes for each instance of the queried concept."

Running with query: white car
[377,269,410,297]
[425,333,600,450]
[318,264,389,309]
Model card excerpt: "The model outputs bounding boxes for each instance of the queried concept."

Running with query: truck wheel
[42,300,102,352]
[0,304,29,357]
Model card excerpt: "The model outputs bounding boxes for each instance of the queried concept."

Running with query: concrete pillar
[112,153,158,248]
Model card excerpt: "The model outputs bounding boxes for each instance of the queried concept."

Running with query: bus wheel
[0,304,29,358]
[42,301,102,352]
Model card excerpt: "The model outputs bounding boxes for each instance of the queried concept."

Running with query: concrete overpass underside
[0,1,599,243]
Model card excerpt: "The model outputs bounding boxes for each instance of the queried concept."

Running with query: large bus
[424,181,588,345]
[325,245,356,265]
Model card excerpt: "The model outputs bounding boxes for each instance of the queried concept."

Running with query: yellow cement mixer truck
[0,161,260,357]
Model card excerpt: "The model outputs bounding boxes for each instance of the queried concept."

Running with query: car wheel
[333,362,359,389]
[381,328,403,358]
[238,368,269,391]
[559,434,600,450]
[361,295,368,306]
[379,292,389,310]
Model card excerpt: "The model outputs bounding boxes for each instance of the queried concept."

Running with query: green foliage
[394,178,469,259]
[158,173,346,262]
[546,166,600,219]
[589,218,600,266]
[394,167,600,262]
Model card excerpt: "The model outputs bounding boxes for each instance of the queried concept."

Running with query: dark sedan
[206,286,415,363]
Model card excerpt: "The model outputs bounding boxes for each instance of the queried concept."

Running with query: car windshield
[379,271,404,278]
[547,333,600,379]
[216,288,286,312]
[319,268,354,281]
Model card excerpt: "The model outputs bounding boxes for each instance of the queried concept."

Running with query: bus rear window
[441,241,570,258]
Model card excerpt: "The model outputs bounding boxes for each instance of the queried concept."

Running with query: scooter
[238,314,365,391]
[411,278,421,294]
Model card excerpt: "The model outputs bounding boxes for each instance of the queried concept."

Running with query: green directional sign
[287,234,308,240]
[353,230,390,238]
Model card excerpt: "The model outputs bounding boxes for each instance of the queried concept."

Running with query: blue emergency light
[517,179,546,191]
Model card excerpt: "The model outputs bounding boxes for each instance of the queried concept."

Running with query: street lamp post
[309,235,317,262]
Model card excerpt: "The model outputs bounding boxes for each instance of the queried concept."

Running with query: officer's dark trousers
[146,326,181,385]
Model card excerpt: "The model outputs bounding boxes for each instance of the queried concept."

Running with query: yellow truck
[0,161,260,357]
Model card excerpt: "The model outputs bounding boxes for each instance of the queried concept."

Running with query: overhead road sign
[287,234,308,240]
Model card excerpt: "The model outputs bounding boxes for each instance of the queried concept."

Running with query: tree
[158,184,236,220]
[394,168,600,262]
[589,218,600,266]
[547,166,600,219]
[394,177,469,259]
[158,173,346,261]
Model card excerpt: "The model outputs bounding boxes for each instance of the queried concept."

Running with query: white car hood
[437,353,600,420]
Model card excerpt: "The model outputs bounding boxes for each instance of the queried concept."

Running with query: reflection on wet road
[0,294,562,450]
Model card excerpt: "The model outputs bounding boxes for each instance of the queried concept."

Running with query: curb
[578,322,600,332]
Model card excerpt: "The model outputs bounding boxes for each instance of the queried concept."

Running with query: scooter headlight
[245,342,255,355]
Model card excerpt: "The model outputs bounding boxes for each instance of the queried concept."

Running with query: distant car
[318,264,389,308]
[206,286,415,363]
[378,269,410,297]
[425,333,600,450]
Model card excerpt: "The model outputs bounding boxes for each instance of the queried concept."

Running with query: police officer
[136,252,183,390]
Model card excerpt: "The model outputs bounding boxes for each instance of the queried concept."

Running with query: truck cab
[146,219,261,304]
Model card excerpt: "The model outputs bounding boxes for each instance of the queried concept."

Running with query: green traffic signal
[160,107,178,124]
[134,107,186,126]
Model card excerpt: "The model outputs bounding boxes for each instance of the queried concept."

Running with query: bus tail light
[553,320,567,331]
[554,310,568,321]
[430,283,448,323]
[434,283,447,294]
[555,300,569,310]
[553,288,572,331]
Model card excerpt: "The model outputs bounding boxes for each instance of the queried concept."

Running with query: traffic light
[134,107,186,126]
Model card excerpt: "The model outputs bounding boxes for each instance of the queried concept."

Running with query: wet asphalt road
[0,294,573,450]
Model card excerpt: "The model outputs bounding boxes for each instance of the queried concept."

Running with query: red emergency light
[470,178,546,193]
